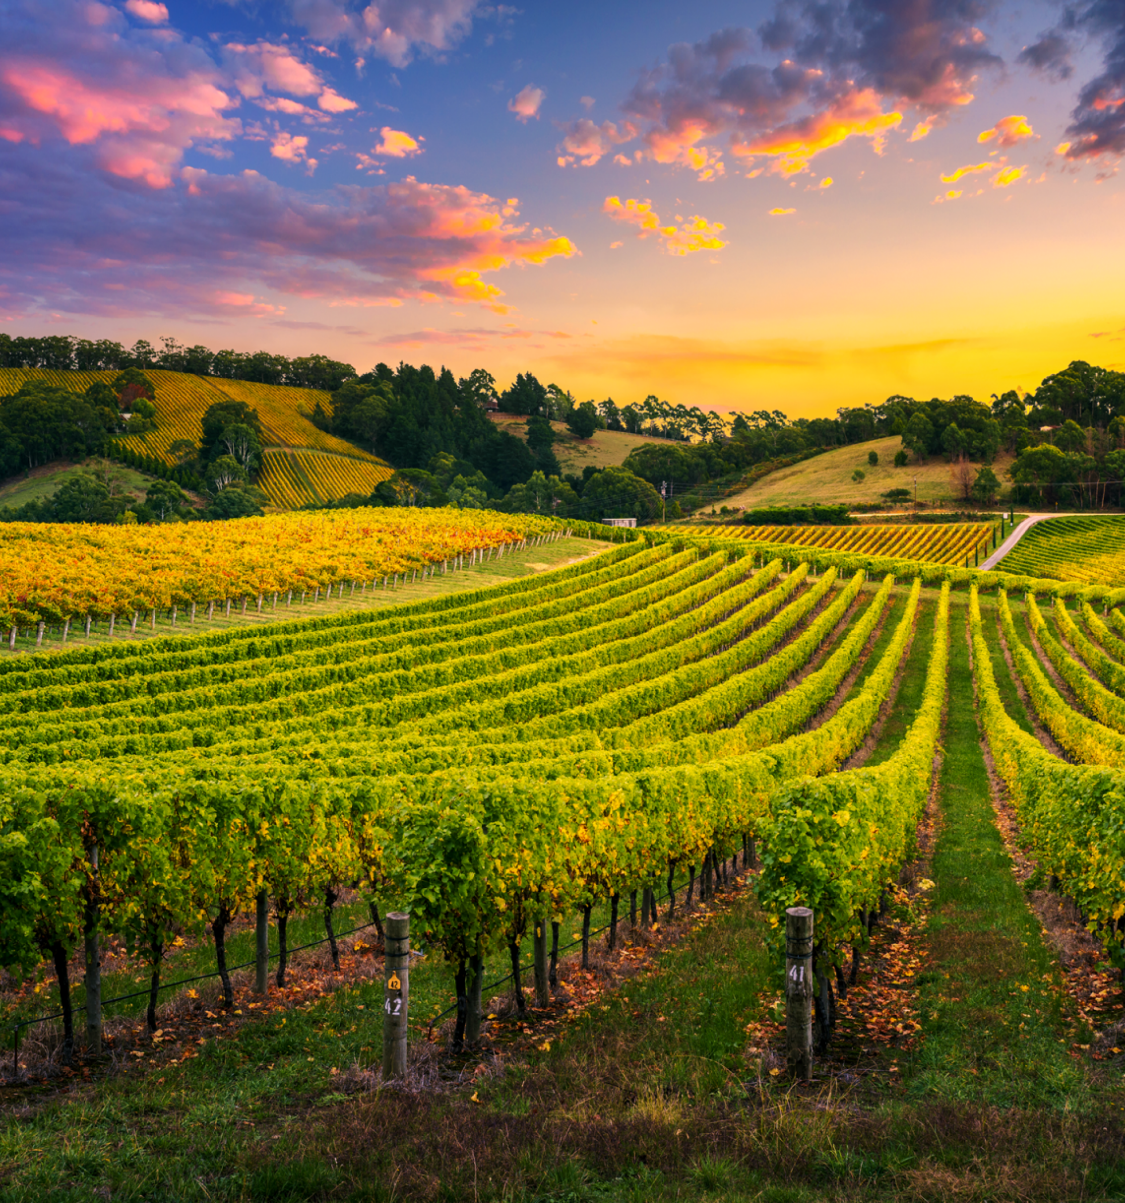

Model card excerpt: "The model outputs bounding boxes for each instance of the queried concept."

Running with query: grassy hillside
[0,460,172,510]
[724,434,1015,510]
[0,367,392,508]
[488,412,669,472]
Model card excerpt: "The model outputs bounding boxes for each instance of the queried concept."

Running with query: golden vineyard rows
[668,522,994,565]
[0,507,561,632]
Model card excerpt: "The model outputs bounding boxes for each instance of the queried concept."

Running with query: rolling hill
[722,435,1015,511]
[0,367,392,508]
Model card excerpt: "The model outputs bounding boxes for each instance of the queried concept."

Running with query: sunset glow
[1,0,1124,416]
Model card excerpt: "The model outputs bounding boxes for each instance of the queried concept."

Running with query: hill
[722,434,1015,510]
[0,367,392,508]
[488,412,673,472]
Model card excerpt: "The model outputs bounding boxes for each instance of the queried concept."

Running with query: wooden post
[254,891,269,995]
[84,840,102,1054]
[382,912,409,1080]
[466,954,483,1046]
[785,907,814,1080]
[533,918,549,1007]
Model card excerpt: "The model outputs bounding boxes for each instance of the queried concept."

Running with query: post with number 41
[382,912,410,1080]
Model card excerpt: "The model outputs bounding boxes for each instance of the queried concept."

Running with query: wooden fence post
[84,840,102,1054]
[533,918,549,1007]
[254,891,269,995]
[382,913,409,1080]
[786,907,814,1080]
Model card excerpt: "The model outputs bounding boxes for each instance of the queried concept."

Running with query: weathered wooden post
[786,907,814,1080]
[382,913,409,1080]
[533,917,550,1007]
[254,891,269,995]
[84,840,102,1054]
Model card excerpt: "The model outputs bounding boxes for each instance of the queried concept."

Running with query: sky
[1,0,1125,419]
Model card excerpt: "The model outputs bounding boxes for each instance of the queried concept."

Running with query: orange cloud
[992,165,1025,187]
[977,115,1035,147]
[603,196,726,255]
[642,123,725,179]
[769,207,796,215]
[508,84,545,123]
[732,88,901,175]
[908,121,932,142]
[818,177,833,189]
[914,61,977,110]
[940,160,992,183]
[374,127,423,157]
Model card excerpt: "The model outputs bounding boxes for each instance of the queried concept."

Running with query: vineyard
[996,515,1125,586]
[670,521,996,565]
[6,513,1125,1074]
[0,367,392,508]
[0,507,562,636]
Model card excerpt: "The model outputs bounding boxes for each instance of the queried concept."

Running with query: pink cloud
[224,41,323,99]
[124,0,168,22]
[318,86,357,112]
[374,126,423,157]
[270,130,317,171]
[508,84,545,122]
[556,118,637,167]
[0,52,239,187]
[287,0,480,69]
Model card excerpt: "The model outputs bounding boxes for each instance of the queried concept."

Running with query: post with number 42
[785,906,814,1080]
[382,912,410,1080]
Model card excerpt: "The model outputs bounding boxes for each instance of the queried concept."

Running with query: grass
[723,436,1016,511]
[487,413,670,472]
[0,535,611,658]
[906,593,1093,1111]
[0,459,162,510]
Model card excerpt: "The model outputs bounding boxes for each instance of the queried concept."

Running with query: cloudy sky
[1,0,1124,416]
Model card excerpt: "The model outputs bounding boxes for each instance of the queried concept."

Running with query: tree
[460,368,499,410]
[447,475,488,509]
[144,479,188,522]
[942,422,967,462]
[373,468,447,507]
[893,449,908,467]
[216,423,262,471]
[851,469,866,483]
[1053,419,1087,454]
[525,415,555,455]
[49,473,121,523]
[868,450,879,467]
[204,487,267,520]
[503,471,578,514]
[330,379,392,450]
[110,367,156,411]
[901,413,934,462]
[970,465,1001,506]
[203,455,248,495]
[566,402,598,439]
[499,372,548,416]
[168,438,199,468]
[578,467,661,521]
[200,400,263,460]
